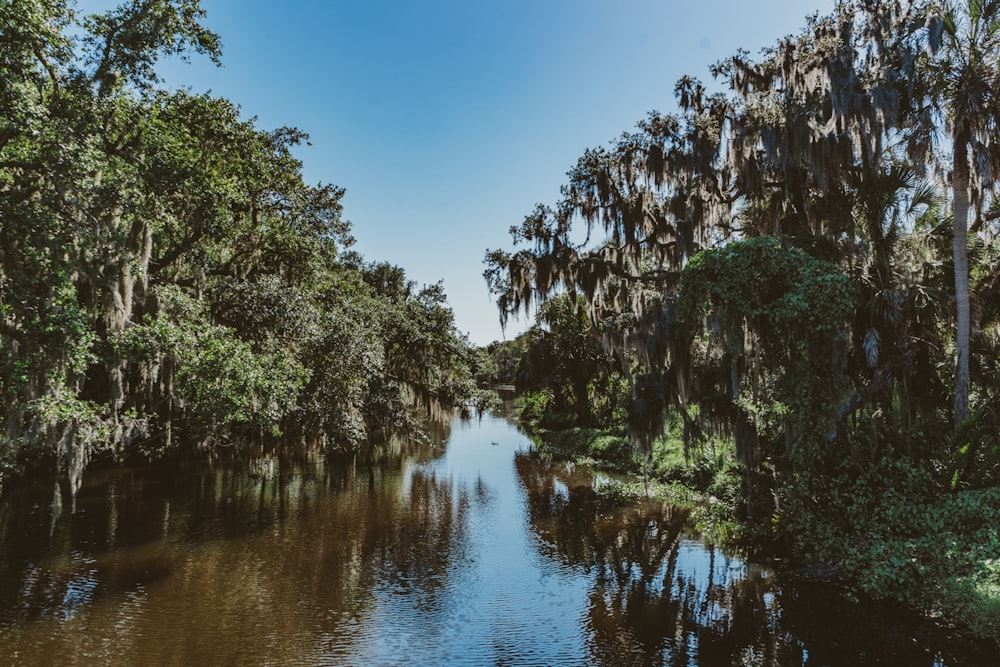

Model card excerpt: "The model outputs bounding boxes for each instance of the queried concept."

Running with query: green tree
[0,0,481,495]
[0,0,223,492]
[516,294,614,426]
[923,0,1000,426]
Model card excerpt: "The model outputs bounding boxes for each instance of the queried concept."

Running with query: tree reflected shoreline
[515,450,997,667]
[0,415,995,666]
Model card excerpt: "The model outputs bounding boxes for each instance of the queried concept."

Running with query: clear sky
[81,0,835,346]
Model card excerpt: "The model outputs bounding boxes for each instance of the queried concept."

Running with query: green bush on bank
[519,390,1000,645]
[518,391,743,542]
[782,452,1000,643]
[528,425,631,470]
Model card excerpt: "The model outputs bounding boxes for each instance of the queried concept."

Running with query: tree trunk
[953,131,971,427]
[573,376,591,426]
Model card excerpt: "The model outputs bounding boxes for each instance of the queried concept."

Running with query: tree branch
[971,207,1000,234]
[32,46,59,93]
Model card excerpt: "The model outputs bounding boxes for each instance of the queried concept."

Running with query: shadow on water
[0,412,996,665]
[515,450,999,667]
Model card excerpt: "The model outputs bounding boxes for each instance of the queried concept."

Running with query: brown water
[0,413,996,666]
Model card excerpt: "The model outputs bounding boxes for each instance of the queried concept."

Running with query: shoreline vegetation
[515,404,1000,648]
[0,0,497,500]
[481,0,1000,649]
[2,0,999,657]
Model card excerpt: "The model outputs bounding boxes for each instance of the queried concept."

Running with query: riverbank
[524,423,1000,650]
[2,411,997,665]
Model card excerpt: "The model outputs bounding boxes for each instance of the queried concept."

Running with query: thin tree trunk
[953,132,971,426]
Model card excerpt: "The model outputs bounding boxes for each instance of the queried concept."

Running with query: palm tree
[927,0,1000,426]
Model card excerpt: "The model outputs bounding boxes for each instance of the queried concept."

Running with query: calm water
[0,413,996,666]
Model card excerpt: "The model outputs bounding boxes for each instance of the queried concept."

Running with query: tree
[924,0,1000,426]
[0,0,222,494]
[0,1,482,496]
[483,0,987,512]
[516,294,614,426]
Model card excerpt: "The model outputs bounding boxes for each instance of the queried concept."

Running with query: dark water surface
[0,413,996,666]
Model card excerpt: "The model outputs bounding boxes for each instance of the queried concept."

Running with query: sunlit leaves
[0,0,480,490]
[177,331,309,436]
[82,0,221,93]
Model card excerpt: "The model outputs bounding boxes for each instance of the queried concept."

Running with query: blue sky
[82,0,835,345]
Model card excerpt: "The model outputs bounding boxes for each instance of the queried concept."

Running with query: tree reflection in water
[516,451,759,665]
[0,419,480,665]
[0,415,996,666]
[514,450,995,667]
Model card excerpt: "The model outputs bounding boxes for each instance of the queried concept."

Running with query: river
[0,412,995,666]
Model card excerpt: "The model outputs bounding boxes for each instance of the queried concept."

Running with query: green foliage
[493,294,626,434]
[83,0,222,92]
[531,425,631,470]
[515,389,551,429]
[677,237,855,463]
[0,1,482,491]
[177,330,308,436]
[477,336,530,386]
[517,295,608,423]
[780,429,1000,642]
[483,0,1000,643]
[677,237,854,339]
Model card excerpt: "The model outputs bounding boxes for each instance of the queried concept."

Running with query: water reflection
[518,452,758,666]
[515,451,997,667]
[0,414,996,666]
[0,422,477,665]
